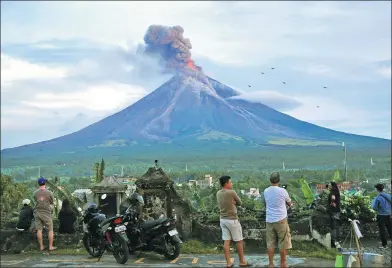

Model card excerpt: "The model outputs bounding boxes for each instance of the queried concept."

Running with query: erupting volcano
[186,59,197,71]
[1,24,389,159]
[144,25,201,73]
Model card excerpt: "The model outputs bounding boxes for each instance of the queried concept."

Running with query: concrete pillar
[116,193,120,215]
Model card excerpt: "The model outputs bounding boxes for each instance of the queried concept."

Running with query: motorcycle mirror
[101,194,107,200]
[77,207,82,212]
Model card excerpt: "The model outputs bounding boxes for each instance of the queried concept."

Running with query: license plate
[168,229,178,236]
[115,225,127,233]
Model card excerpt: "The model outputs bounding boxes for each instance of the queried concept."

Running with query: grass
[182,240,337,260]
[196,131,245,141]
[268,138,340,146]
[288,241,337,260]
[181,239,221,254]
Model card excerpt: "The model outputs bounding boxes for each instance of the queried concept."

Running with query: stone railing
[1,210,379,253]
[192,210,379,249]
[1,230,83,253]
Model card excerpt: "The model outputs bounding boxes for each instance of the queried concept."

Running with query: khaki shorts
[266,218,292,250]
[35,213,53,232]
[220,219,243,242]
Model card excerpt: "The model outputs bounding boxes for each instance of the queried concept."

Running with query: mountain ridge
[1,73,390,159]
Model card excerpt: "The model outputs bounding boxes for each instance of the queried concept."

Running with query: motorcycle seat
[140,219,167,230]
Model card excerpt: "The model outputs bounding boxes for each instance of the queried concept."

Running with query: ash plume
[143,25,200,72]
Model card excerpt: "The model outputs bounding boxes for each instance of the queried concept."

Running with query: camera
[282,184,288,189]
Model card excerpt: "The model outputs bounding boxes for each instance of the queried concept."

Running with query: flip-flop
[49,247,57,251]
[226,264,234,268]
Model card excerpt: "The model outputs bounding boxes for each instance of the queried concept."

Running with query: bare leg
[223,240,232,266]
[267,248,275,267]
[280,249,287,268]
[236,240,247,265]
[37,230,44,251]
[48,231,54,250]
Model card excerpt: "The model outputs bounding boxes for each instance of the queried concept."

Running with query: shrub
[340,190,376,222]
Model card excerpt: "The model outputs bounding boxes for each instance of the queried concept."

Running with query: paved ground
[341,238,391,267]
[0,253,334,267]
[1,238,390,267]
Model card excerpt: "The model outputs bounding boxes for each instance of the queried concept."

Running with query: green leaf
[299,178,314,205]
[332,170,341,182]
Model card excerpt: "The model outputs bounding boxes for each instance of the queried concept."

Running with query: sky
[1,1,391,149]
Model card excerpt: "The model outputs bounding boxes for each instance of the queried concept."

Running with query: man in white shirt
[263,172,293,268]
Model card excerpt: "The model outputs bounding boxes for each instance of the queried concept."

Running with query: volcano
[1,24,390,162]
[1,70,389,160]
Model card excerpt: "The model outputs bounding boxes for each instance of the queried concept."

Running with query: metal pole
[344,144,347,181]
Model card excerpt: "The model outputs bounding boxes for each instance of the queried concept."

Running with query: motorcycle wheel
[111,233,129,264]
[164,239,180,260]
[83,233,103,257]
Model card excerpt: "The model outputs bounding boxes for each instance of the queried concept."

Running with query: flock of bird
[246,67,327,108]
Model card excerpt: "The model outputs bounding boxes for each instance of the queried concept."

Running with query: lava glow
[187,59,197,70]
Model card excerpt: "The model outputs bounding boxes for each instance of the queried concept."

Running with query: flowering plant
[340,190,376,222]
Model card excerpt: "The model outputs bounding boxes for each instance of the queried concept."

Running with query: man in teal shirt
[371,183,392,249]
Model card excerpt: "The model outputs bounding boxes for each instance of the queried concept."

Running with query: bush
[340,190,376,222]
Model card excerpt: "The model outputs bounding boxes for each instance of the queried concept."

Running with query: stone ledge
[1,230,83,253]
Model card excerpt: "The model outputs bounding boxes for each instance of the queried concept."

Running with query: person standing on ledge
[216,175,252,268]
[263,172,293,268]
[33,177,56,251]
[372,183,392,249]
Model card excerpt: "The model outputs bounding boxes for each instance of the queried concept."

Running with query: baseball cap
[37,177,46,185]
[22,199,31,205]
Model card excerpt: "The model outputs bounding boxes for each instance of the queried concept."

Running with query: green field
[1,143,390,182]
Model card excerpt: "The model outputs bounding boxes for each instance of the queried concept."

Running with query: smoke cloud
[143,25,199,71]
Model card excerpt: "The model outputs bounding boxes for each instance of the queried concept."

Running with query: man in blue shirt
[371,183,392,249]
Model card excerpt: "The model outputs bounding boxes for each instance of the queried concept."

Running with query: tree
[1,174,28,217]
[93,162,100,183]
[99,159,105,182]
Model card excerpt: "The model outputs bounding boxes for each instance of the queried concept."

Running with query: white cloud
[21,83,147,111]
[229,90,303,111]
[285,96,391,139]
[293,64,332,76]
[1,1,390,66]
[0,1,390,148]
[0,53,67,87]
[377,67,391,78]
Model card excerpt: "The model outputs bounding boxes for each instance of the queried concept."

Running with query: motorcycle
[81,194,129,264]
[122,207,182,260]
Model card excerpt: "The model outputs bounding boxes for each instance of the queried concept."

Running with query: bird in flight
[317,106,320,108]
[282,82,286,84]
[323,86,327,89]
[248,85,251,88]
[261,72,265,74]
[271,67,275,70]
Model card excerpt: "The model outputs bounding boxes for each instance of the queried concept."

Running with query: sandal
[240,263,253,267]
[226,264,234,268]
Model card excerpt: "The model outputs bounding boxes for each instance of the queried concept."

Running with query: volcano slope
[1,24,390,168]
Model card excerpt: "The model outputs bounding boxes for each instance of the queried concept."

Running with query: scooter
[122,207,182,260]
